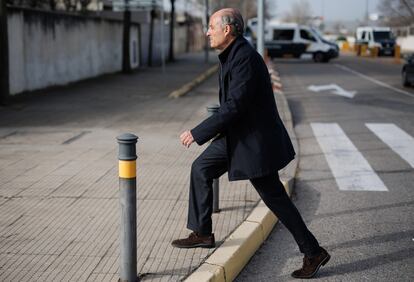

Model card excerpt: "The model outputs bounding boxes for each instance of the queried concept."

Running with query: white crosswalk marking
[311,123,388,191]
[366,123,414,168]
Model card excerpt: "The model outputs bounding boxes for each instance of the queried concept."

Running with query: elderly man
[171,8,330,279]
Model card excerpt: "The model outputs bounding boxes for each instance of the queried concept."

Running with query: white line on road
[311,123,388,191]
[366,123,414,168]
[308,84,356,98]
[335,64,414,98]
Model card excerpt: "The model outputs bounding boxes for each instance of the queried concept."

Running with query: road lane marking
[311,123,388,191]
[366,123,414,168]
[335,64,414,98]
[308,84,356,98]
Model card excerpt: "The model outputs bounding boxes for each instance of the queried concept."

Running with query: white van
[264,23,339,62]
[355,26,396,56]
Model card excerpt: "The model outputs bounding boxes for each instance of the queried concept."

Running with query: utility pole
[204,0,209,63]
[122,0,132,73]
[160,5,165,72]
[257,0,264,57]
[168,0,175,62]
[0,0,9,104]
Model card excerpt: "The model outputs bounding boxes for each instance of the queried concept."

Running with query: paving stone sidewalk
[0,52,291,281]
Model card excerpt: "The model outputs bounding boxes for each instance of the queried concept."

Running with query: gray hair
[220,9,244,36]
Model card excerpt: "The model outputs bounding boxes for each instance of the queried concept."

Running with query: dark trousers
[187,137,321,256]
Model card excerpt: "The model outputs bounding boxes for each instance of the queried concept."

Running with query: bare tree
[63,0,77,11]
[378,0,414,26]
[282,0,312,24]
[79,0,91,11]
[49,0,56,10]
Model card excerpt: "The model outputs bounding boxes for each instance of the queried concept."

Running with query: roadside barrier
[355,44,369,56]
[341,41,350,52]
[354,44,359,54]
[370,47,379,57]
[394,45,401,64]
[207,105,221,213]
[117,133,139,282]
[360,44,369,57]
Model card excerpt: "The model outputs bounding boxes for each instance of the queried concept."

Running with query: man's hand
[180,130,194,148]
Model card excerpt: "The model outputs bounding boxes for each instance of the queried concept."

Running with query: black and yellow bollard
[117,133,139,282]
[207,105,221,213]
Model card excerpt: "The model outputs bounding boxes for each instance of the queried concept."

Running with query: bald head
[207,8,244,51]
[213,8,245,37]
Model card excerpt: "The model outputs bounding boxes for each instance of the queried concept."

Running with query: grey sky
[163,0,383,22]
[274,0,382,22]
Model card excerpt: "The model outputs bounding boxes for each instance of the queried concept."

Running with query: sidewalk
[0,52,294,281]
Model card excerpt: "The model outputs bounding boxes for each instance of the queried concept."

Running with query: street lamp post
[204,0,209,63]
[257,0,264,57]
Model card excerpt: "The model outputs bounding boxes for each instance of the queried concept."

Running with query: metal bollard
[117,133,139,282]
[207,105,221,213]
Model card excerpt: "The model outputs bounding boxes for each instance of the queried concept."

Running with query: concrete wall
[8,8,139,95]
[6,8,205,96]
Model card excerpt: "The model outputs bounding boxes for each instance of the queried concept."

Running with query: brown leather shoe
[291,247,330,279]
[171,232,215,249]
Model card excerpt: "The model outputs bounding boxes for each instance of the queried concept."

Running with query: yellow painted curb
[169,65,219,98]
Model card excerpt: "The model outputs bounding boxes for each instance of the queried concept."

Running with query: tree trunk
[122,9,132,73]
[0,0,9,104]
[148,9,155,67]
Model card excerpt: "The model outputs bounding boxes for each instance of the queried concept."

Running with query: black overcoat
[191,36,295,181]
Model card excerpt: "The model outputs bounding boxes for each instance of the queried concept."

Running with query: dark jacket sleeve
[191,54,255,145]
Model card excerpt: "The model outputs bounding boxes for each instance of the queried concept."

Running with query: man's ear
[224,24,232,35]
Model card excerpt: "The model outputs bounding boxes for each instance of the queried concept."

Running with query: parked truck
[355,26,396,56]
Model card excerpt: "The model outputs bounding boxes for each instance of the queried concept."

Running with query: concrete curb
[169,65,219,98]
[184,62,298,282]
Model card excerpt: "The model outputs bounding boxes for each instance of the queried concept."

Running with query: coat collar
[218,36,246,64]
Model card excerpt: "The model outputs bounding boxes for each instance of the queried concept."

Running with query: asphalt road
[236,54,414,281]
